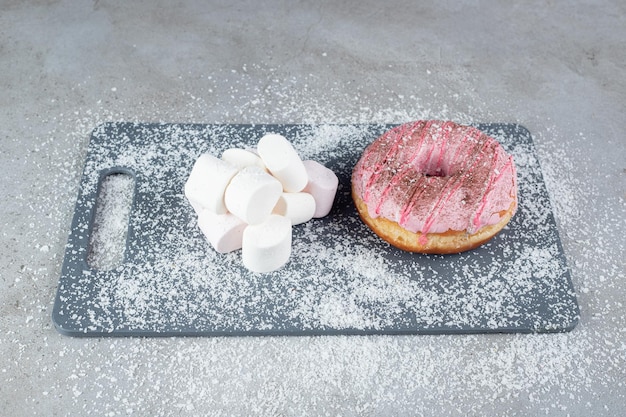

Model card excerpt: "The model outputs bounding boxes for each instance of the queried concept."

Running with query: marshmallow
[184,154,239,215]
[273,192,316,225]
[257,134,308,192]
[302,160,339,218]
[242,214,292,273]
[224,166,282,225]
[197,209,247,254]
[221,148,266,171]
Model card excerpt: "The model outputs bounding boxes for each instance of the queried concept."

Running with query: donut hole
[423,167,446,178]
[414,150,452,178]
[419,162,451,178]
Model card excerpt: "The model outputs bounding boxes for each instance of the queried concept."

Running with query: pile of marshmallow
[184,133,339,273]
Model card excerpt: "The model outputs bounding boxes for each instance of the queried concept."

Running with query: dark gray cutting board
[52,123,579,336]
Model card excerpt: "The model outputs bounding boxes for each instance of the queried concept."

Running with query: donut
[351,120,518,254]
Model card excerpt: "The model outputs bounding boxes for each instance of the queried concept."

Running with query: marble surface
[1,1,624,416]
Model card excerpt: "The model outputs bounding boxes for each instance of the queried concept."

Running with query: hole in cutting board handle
[87,170,136,270]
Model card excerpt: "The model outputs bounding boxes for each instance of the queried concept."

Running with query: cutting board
[52,123,579,336]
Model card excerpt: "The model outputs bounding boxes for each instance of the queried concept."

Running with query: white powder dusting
[2,67,624,417]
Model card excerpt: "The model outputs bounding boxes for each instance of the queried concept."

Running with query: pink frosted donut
[352,120,518,254]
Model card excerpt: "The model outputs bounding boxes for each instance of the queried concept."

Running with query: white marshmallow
[224,166,282,225]
[273,192,316,225]
[302,160,339,218]
[221,148,266,171]
[184,154,238,215]
[197,209,247,254]
[257,134,308,192]
[242,214,292,273]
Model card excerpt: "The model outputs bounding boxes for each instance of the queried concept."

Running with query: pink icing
[352,121,518,237]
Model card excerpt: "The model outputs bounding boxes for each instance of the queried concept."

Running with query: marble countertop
[1,1,624,416]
